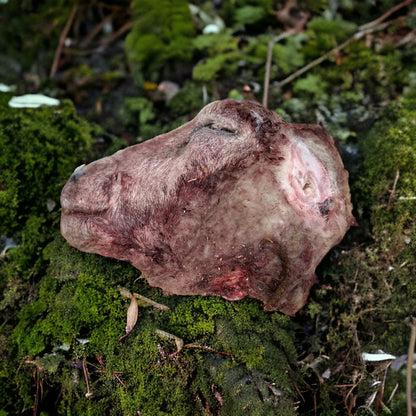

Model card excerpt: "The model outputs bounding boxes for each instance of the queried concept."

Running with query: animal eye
[318,199,332,217]
[205,123,237,135]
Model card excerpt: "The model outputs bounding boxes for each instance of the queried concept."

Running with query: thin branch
[82,357,93,398]
[263,38,274,108]
[275,37,350,89]
[33,368,40,416]
[50,6,78,78]
[407,317,416,416]
[274,20,395,89]
[80,13,114,49]
[262,30,297,108]
[101,21,132,47]
[387,169,400,210]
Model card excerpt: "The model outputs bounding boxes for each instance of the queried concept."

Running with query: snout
[60,164,87,213]
[60,158,116,216]
[60,157,119,251]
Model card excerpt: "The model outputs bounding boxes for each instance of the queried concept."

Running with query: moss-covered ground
[7,235,297,415]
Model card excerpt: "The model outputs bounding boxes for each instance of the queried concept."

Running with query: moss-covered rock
[358,98,416,233]
[0,94,94,414]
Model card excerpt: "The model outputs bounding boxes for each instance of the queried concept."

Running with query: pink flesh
[288,142,332,215]
[208,268,249,301]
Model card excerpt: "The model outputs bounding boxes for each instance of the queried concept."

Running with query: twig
[133,293,170,310]
[114,372,127,388]
[387,169,400,210]
[33,368,40,416]
[101,21,132,47]
[80,13,114,49]
[275,36,353,89]
[375,365,390,412]
[262,27,303,107]
[263,38,274,109]
[50,6,78,78]
[407,317,416,416]
[82,357,93,398]
[387,383,399,404]
[183,343,235,359]
[24,358,43,416]
[155,329,184,353]
[119,287,170,310]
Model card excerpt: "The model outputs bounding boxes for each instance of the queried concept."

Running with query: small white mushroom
[8,94,60,108]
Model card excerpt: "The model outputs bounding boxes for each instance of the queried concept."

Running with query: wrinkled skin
[61,99,354,315]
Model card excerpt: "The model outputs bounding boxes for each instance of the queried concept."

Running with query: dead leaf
[120,289,138,341]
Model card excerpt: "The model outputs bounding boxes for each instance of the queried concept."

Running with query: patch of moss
[6,234,297,415]
[167,81,204,118]
[358,98,416,232]
[125,0,195,83]
[0,95,96,414]
[0,94,94,236]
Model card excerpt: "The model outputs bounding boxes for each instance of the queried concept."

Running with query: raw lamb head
[60,99,355,315]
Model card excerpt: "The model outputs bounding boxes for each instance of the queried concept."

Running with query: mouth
[60,163,109,252]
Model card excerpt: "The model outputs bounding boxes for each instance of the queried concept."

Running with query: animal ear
[289,142,332,207]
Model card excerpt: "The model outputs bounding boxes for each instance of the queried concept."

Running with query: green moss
[358,98,416,230]
[3,232,297,415]
[0,95,97,414]
[0,94,94,236]
[167,81,204,117]
[125,0,195,83]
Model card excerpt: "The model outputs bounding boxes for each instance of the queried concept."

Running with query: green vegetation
[0,95,93,235]
[2,235,297,415]
[125,0,195,83]
[1,0,416,414]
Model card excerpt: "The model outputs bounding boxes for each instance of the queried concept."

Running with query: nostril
[69,164,86,182]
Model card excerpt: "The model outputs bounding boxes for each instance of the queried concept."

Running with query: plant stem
[262,38,274,109]
[50,6,78,78]
[407,317,416,416]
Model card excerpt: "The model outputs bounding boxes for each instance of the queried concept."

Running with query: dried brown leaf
[120,294,138,341]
